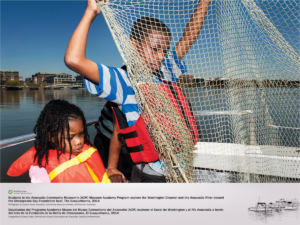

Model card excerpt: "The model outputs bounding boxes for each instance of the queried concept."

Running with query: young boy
[65,0,210,182]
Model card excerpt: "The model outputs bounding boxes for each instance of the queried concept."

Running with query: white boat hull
[284,207,298,210]
[248,207,273,212]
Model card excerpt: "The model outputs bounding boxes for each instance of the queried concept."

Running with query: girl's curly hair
[33,99,91,167]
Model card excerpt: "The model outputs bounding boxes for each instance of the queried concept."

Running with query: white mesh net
[98,0,299,183]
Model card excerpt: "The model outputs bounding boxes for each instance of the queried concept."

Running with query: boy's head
[130,17,172,72]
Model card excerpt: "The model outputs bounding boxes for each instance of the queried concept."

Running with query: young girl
[7,99,110,183]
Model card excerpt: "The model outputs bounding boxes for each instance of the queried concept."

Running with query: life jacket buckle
[73,158,80,165]
[75,154,85,165]
[117,133,126,145]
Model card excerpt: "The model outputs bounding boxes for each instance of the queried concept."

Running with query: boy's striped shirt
[84,48,187,127]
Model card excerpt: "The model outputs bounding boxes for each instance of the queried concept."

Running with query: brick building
[0,70,19,84]
[31,72,73,84]
[44,73,75,84]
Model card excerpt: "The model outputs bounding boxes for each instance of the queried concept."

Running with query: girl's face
[135,30,171,72]
[57,117,85,156]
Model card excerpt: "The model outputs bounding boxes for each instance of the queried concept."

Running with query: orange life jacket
[7,144,110,183]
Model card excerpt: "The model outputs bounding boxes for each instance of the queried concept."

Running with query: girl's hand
[107,168,127,183]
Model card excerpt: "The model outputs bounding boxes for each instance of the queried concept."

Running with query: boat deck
[194,142,300,178]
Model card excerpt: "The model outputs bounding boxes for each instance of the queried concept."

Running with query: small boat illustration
[284,201,299,210]
[267,202,285,211]
[248,202,273,213]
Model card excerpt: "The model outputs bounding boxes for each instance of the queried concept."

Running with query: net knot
[96,0,108,7]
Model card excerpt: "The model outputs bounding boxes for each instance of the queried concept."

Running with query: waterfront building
[25,77,32,83]
[44,73,76,84]
[18,76,25,85]
[31,72,74,84]
[75,75,84,82]
[0,70,19,84]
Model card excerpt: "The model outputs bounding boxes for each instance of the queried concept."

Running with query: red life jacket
[7,144,110,183]
[111,80,199,164]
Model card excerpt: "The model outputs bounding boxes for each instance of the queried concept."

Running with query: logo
[8,190,13,194]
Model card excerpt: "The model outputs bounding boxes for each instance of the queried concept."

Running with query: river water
[1,88,299,182]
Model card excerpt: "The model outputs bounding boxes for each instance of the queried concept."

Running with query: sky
[1,0,123,78]
[1,0,299,80]
[0,0,220,79]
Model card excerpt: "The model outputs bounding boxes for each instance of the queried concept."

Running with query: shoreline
[2,86,84,91]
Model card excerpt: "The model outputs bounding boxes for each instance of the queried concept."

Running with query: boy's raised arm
[65,0,108,84]
[175,0,211,61]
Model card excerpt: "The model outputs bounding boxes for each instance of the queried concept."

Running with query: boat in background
[284,201,299,210]
[267,202,285,211]
[274,198,299,210]
[248,202,273,213]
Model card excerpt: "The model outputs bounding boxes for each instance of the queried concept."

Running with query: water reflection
[1,89,106,140]
[0,90,21,109]
[1,89,105,108]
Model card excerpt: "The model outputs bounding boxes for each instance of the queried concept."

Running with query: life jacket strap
[85,163,111,183]
[117,133,129,155]
[48,147,97,181]
[85,163,100,182]
[117,133,144,153]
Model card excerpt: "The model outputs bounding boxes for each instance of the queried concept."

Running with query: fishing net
[98,0,299,183]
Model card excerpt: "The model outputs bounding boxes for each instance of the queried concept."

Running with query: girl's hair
[130,16,171,43]
[33,99,91,167]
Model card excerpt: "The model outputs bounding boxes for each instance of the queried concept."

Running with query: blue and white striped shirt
[84,48,187,127]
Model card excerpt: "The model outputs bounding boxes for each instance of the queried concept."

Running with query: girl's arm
[175,0,211,61]
[64,0,108,84]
